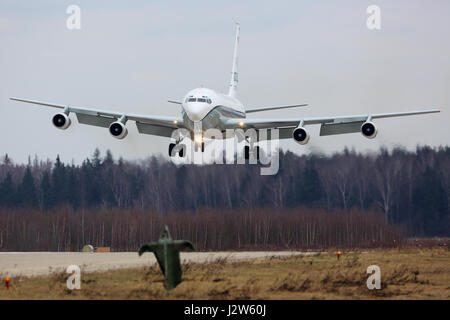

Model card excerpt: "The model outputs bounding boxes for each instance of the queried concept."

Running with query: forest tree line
[0,145,448,241]
[0,207,404,251]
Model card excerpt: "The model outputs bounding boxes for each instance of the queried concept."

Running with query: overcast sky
[0,0,449,164]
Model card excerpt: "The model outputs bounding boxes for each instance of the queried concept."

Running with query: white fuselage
[181,87,245,133]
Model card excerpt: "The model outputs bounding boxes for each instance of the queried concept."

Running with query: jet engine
[109,121,128,139]
[292,126,310,145]
[52,113,71,130]
[361,121,378,139]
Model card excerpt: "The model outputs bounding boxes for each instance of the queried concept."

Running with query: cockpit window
[186,97,211,103]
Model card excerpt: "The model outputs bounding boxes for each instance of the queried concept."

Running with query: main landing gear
[194,142,205,153]
[244,145,260,161]
[169,136,259,160]
[168,141,204,158]
[169,143,186,157]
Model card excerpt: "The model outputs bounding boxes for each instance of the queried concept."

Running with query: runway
[0,251,313,277]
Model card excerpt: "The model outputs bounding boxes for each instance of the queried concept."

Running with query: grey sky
[1,0,449,164]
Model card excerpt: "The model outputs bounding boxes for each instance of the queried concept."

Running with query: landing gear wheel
[194,142,205,152]
[169,143,176,157]
[169,143,186,157]
[244,145,260,161]
[179,144,186,157]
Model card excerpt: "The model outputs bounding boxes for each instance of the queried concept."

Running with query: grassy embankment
[1,248,449,299]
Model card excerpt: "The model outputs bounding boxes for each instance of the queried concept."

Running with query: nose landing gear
[194,142,205,153]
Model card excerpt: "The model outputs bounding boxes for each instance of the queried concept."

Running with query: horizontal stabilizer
[246,104,308,113]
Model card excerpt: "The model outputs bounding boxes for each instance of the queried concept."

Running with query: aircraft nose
[185,102,206,121]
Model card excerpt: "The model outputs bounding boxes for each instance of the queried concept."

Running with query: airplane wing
[245,103,308,113]
[10,97,183,138]
[224,109,440,138]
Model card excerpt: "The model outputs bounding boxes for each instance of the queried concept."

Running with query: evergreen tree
[413,166,449,236]
[175,165,187,210]
[258,179,273,207]
[52,155,67,206]
[301,160,323,206]
[0,173,15,208]
[17,167,38,207]
[2,154,11,165]
[80,159,97,207]
[103,149,114,167]
[40,171,52,210]
[102,150,116,207]
[92,148,102,168]
[287,168,303,207]
[67,165,81,209]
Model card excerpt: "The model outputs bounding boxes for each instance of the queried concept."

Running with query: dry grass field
[0,248,449,300]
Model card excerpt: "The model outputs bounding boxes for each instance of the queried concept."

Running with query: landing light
[194,134,204,144]
[173,120,178,125]
[238,121,245,127]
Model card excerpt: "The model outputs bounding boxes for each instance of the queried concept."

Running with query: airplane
[10,24,440,159]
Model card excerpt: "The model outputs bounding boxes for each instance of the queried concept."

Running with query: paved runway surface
[0,251,313,277]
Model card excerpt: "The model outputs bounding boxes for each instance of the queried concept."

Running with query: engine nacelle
[292,126,310,145]
[109,121,128,139]
[52,113,71,130]
[361,121,378,139]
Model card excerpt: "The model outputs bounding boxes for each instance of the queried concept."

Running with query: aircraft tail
[228,23,240,98]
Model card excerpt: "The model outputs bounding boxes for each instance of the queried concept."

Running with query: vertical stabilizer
[228,23,240,98]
